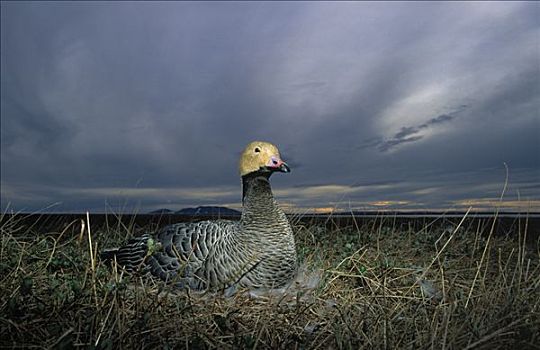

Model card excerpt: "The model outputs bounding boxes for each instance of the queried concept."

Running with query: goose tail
[100,234,154,272]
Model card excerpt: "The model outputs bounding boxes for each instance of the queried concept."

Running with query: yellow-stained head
[239,141,291,177]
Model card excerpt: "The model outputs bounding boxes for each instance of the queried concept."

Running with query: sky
[1,1,539,214]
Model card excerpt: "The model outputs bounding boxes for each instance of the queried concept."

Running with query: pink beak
[267,155,291,173]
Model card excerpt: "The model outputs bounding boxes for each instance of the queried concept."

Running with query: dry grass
[1,212,539,349]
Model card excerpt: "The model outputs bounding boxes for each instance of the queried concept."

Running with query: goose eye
[254,147,260,153]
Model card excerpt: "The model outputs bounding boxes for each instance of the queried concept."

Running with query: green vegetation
[1,213,538,349]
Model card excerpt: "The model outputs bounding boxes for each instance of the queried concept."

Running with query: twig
[463,318,523,350]
[466,163,509,308]
[87,212,98,310]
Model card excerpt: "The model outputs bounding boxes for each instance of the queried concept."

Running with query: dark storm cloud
[365,108,463,152]
[1,2,539,213]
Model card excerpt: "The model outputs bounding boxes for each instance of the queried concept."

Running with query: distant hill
[148,208,175,214]
[175,206,241,216]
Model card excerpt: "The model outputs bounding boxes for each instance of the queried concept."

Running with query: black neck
[241,172,272,204]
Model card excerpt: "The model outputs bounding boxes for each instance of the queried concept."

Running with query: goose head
[239,141,290,177]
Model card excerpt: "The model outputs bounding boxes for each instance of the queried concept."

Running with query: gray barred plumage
[100,141,298,291]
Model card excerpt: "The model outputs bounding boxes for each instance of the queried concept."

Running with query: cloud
[360,108,463,152]
[452,199,540,212]
[1,2,538,213]
[377,136,424,152]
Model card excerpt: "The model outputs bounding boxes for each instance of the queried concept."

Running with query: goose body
[101,141,298,291]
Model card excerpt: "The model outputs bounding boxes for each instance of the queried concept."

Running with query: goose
[101,141,298,292]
